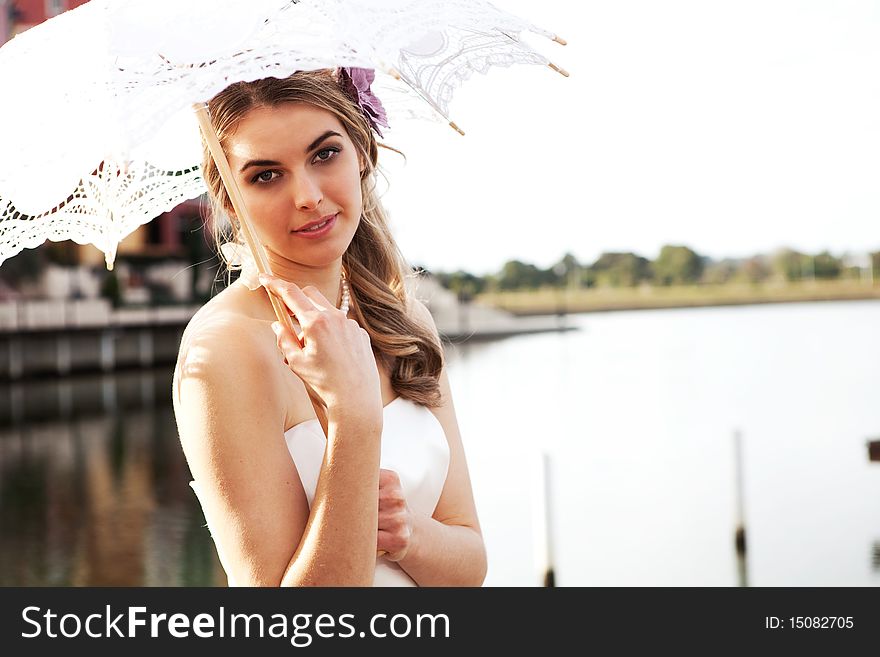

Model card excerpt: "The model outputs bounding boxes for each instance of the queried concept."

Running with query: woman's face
[225,102,364,268]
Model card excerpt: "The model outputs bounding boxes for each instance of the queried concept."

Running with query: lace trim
[0,159,205,270]
[219,241,261,291]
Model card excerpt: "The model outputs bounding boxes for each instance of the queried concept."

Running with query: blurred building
[0,1,10,43]
[3,0,89,41]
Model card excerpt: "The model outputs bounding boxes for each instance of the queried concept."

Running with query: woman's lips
[293,214,337,239]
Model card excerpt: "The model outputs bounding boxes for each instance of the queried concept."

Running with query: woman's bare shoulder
[173,282,312,429]
[182,283,273,353]
[174,284,279,403]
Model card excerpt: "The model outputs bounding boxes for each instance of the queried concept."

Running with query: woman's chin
[285,228,355,257]
[274,242,351,268]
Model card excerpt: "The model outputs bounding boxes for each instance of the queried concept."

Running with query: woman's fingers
[299,285,338,312]
[379,469,400,487]
[258,272,383,417]
[271,321,303,362]
[259,275,345,317]
[259,274,319,324]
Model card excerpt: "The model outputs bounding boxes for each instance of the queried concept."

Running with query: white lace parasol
[0,0,567,270]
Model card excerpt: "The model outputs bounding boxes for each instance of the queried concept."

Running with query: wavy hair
[202,70,443,407]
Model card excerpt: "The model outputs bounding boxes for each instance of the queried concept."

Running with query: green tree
[652,245,704,286]
[578,268,597,289]
[812,251,842,279]
[497,259,546,290]
[772,248,806,281]
[446,270,486,300]
[549,252,582,288]
[590,252,651,287]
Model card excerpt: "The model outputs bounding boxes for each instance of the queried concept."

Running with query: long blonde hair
[202,70,443,407]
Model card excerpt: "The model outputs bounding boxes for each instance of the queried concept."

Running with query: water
[450,300,880,586]
[0,393,222,586]
[1,300,878,586]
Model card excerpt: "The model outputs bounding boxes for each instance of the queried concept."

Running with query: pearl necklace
[339,269,350,315]
[221,240,350,315]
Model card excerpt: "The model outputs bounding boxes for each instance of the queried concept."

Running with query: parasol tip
[449,121,465,136]
[548,62,570,78]
[104,247,117,271]
[552,35,567,46]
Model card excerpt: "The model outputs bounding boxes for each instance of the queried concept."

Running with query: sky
[377,0,880,275]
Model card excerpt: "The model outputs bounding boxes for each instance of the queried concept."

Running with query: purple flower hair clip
[338,67,390,137]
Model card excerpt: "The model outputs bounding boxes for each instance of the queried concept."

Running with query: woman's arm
[391,300,487,586]
[175,318,382,586]
[280,405,382,586]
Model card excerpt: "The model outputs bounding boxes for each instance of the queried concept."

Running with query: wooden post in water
[534,450,556,587]
[733,429,749,587]
[553,262,568,323]
[867,438,880,462]
[457,291,469,337]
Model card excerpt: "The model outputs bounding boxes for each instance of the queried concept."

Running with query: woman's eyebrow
[238,131,343,173]
[306,130,342,153]
[239,158,282,173]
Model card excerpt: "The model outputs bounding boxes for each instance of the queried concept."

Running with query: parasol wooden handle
[194,103,332,431]
[192,103,300,342]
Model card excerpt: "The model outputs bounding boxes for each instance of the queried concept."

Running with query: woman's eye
[253,170,280,184]
[314,147,340,163]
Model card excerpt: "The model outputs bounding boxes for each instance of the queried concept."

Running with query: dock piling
[733,429,749,587]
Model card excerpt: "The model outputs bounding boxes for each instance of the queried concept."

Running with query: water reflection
[0,369,224,586]
[3,303,880,586]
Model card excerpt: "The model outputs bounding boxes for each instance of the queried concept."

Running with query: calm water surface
[1,299,878,586]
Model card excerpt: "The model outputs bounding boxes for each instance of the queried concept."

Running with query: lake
[2,299,878,586]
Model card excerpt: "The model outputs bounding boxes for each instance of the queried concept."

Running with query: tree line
[426,246,880,297]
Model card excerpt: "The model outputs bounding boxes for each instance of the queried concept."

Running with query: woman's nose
[291,173,322,211]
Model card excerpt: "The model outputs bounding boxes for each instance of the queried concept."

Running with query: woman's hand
[377,469,413,562]
[259,274,382,419]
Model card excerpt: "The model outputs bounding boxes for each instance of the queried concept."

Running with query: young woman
[172,69,486,587]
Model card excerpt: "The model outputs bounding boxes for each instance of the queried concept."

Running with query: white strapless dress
[190,396,450,586]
